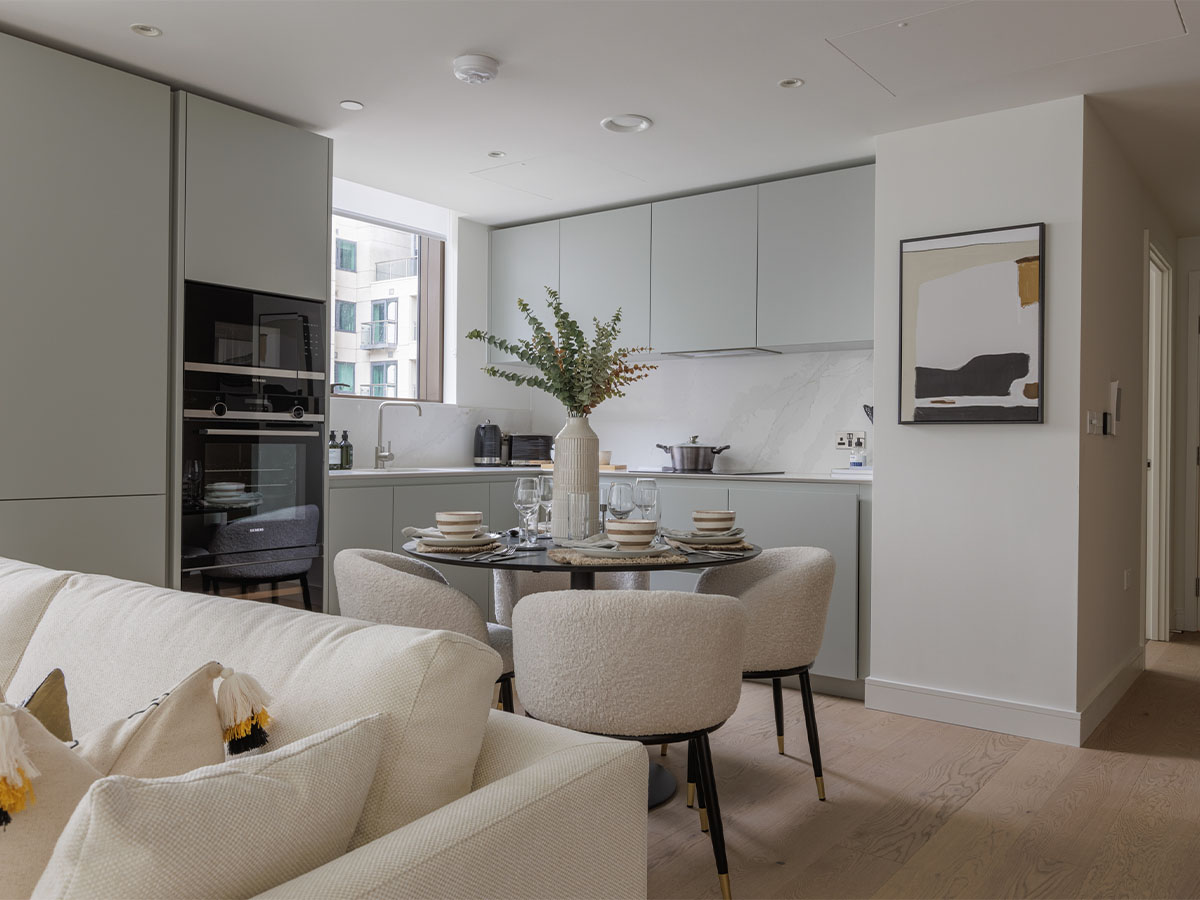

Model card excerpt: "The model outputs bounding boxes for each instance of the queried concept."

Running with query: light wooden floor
[646,633,1200,899]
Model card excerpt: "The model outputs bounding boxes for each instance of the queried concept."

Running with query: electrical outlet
[835,432,854,449]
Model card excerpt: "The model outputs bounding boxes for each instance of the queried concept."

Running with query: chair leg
[270,582,279,603]
[799,669,825,801]
[660,743,669,757]
[299,574,312,611]
[695,732,732,900]
[686,738,696,808]
[498,675,515,713]
[691,739,709,832]
[772,677,785,755]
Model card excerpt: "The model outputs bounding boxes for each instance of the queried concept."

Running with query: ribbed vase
[551,414,600,540]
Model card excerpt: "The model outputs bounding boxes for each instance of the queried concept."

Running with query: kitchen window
[335,300,356,333]
[335,238,357,272]
[330,213,443,402]
[333,361,355,394]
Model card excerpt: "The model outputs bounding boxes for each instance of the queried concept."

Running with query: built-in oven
[179,280,327,611]
[179,421,324,612]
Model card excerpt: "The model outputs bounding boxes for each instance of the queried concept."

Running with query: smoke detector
[453,55,500,85]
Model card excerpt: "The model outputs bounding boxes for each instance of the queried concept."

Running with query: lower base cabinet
[326,486,394,615]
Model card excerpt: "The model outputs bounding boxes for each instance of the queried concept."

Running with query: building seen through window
[330,214,443,401]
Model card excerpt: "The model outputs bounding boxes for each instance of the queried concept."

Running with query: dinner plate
[418,532,503,548]
[666,532,747,545]
[569,543,674,559]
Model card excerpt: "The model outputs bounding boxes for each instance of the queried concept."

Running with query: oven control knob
[212,402,227,417]
[291,406,305,419]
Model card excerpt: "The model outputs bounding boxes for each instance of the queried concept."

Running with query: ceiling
[1,1,1199,233]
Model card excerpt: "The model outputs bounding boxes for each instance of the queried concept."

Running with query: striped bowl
[606,518,659,550]
[435,510,484,539]
[692,510,736,534]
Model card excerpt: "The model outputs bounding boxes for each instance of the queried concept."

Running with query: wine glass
[183,460,203,506]
[607,482,635,523]
[633,477,659,538]
[537,475,554,538]
[513,477,540,548]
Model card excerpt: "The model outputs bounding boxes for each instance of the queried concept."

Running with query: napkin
[555,534,622,550]
[660,526,745,541]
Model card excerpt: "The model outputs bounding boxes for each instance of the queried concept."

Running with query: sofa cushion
[6,568,502,847]
[0,558,73,695]
[33,714,385,900]
[0,706,102,900]
[19,669,72,742]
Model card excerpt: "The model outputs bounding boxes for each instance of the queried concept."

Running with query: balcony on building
[360,319,399,350]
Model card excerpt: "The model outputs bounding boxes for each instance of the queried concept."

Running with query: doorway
[1145,240,1173,641]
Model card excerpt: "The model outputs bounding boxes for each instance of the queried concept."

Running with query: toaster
[508,434,554,466]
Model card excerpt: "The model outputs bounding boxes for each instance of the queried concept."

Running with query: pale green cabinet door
[649,186,758,353]
[393,483,492,617]
[488,221,559,364]
[559,205,651,350]
[327,486,394,615]
[756,165,875,349]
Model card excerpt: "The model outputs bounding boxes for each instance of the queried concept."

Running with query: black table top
[401,536,761,575]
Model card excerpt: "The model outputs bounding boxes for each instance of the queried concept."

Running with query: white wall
[869,98,1086,740]
[332,178,450,239]
[528,350,874,473]
[1076,104,1174,722]
[1173,234,1200,633]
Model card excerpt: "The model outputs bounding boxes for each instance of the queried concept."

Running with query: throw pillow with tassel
[217,668,272,754]
[0,704,39,830]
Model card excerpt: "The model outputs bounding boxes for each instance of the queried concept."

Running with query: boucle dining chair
[513,589,745,900]
[492,569,650,627]
[334,548,516,712]
[696,547,835,801]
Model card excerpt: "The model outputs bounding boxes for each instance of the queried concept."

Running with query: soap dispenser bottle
[328,431,342,471]
[339,430,354,471]
[849,437,865,468]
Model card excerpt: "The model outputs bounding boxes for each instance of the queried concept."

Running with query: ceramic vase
[551,414,600,540]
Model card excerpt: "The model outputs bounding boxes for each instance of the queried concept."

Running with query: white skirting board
[865,646,1144,747]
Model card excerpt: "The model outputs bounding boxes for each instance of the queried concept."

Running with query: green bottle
[328,431,341,471]
[340,430,354,471]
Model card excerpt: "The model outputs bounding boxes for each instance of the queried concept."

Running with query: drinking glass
[537,475,554,538]
[567,492,591,541]
[513,478,540,547]
[183,460,203,506]
[633,478,658,519]
[607,482,635,522]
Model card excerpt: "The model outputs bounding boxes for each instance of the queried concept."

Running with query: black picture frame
[898,222,1046,425]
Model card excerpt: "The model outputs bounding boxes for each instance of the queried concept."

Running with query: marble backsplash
[328,396,530,468]
[529,349,875,474]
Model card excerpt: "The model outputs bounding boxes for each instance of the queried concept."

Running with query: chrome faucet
[375,401,423,468]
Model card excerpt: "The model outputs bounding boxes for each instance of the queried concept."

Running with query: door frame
[1144,238,1174,642]
[1181,270,1200,633]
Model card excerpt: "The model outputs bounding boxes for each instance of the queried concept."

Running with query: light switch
[1086,410,1102,435]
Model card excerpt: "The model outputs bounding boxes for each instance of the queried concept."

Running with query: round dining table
[403,534,762,808]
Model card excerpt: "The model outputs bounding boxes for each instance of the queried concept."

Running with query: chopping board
[540,463,628,472]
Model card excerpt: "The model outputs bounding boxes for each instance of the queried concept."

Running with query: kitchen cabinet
[559,205,651,350]
[488,221,559,364]
[649,186,758,353]
[393,483,492,616]
[179,93,332,300]
[757,165,875,350]
[642,480,728,593]
[0,33,170,506]
[326,486,394,615]
[728,485,859,680]
[0,496,167,586]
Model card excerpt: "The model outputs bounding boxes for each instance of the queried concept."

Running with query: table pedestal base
[648,759,677,808]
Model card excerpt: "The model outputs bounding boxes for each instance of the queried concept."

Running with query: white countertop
[330,466,871,486]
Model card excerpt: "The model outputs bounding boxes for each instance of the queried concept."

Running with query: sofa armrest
[256,724,648,900]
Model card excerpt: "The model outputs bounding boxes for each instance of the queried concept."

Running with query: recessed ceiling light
[600,114,653,134]
[339,100,365,111]
[453,54,500,84]
[897,21,909,27]
[778,78,805,88]
[129,23,161,37]
[487,150,507,158]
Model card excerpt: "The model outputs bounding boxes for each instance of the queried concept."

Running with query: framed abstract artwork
[899,222,1045,424]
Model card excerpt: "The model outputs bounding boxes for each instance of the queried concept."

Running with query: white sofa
[0,557,648,899]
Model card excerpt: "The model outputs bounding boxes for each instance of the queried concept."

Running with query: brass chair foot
[719,872,732,900]
[698,807,709,833]
[686,782,695,808]
[777,735,785,755]
[816,775,826,801]
[660,743,668,757]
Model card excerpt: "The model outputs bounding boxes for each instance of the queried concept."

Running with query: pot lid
[666,435,722,448]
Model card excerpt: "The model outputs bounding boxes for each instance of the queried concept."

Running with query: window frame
[334,300,356,333]
[335,238,357,272]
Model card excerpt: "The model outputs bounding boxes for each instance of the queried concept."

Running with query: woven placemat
[416,541,502,554]
[668,539,754,551]
[547,548,689,566]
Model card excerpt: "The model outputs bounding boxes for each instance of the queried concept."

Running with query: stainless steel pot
[655,436,731,472]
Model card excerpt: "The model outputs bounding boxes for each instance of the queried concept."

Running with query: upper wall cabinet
[180,94,332,300]
[0,33,170,502]
[649,186,758,353]
[488,220,559,363]
[757,165,875,349]
[559,205,651,350]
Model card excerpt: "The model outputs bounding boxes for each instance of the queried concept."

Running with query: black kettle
[474,419,502,466]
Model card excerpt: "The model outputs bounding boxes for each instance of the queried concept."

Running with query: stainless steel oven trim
[198,429,323,438]
[185,362,326,381]
[185,409,325,422]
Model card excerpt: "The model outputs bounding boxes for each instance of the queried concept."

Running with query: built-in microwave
[184,280,325,374]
